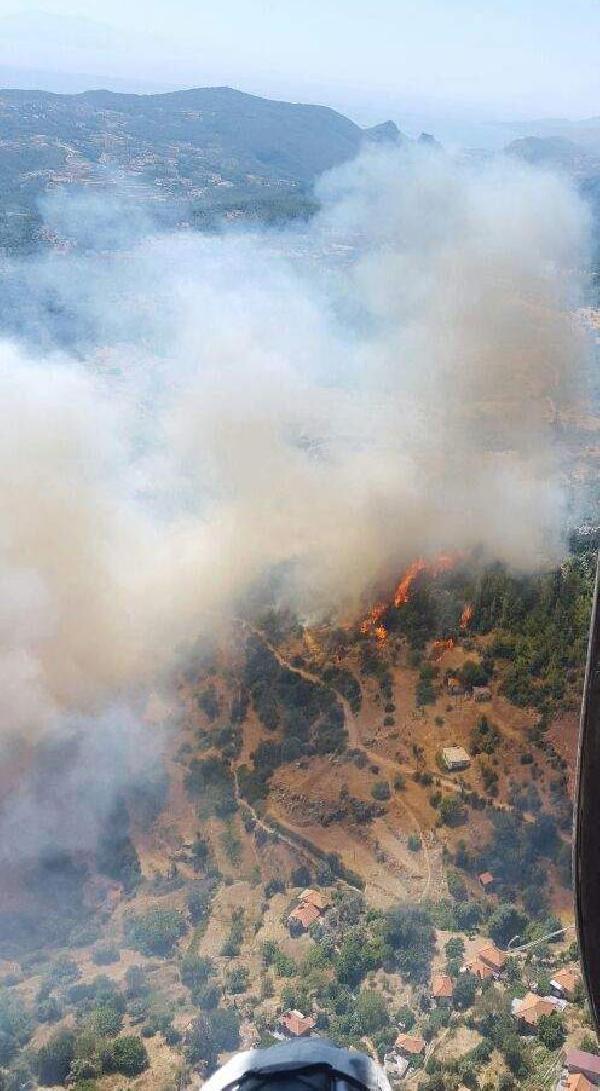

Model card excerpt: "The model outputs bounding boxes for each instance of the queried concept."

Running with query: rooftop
[514,992,557,1026]
[566,1050,600,1078]
[280,1011,316,1037]
[442,746,471,766]
[566,1075,594,1091]
[467,958,493,980]
[289,902,321,929]
[395,1033,425,1055]
[551,968,579,993]
[478,944,506,970]
[431,973,453,998]
[299,889,329,911]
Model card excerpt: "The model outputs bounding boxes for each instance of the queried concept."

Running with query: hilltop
[0,546,595,1091]
[0,85,402,248]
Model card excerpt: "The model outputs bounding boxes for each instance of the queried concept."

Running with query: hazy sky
[1,0,599,123]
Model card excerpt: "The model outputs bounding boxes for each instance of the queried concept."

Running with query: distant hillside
[0,85,402,249]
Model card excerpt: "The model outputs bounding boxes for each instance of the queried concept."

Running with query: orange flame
[393,558,428,607]
[360,552,463,639]
[360,601,387,636]
[460,603,474,629]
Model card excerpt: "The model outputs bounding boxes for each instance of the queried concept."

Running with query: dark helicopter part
[575,552,600,1032]
[201,1040,391,1091]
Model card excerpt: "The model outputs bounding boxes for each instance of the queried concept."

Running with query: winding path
[240,623,435,902]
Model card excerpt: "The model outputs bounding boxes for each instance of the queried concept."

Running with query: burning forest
[0,137,595,1091]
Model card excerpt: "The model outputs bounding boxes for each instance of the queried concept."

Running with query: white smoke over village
[0,145,591,859]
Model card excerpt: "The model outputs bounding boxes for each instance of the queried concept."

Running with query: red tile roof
[551,968,579,994]
[465,958,493,980]
[566,1050,600,1079]
[289,902,321,929]
[478,872,494,886]
[395,1033,425,1055]
[431,973,453,999]
[281,1011,315,1037]
[299,889,329,911]
[566,1075,594,1091]
[478,944,506,971]
[515,993,557,1026]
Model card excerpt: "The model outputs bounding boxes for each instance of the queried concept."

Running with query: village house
[446,677,465,696]
[288,888,329,934]
[512,992,561,1030]
[431,973,453,1005]
[395,1033,425,1060]
[288,902,321,933]
[473,686,492,702]
[478,944,506,974]
[280,1011,316,1038]
[478,871,494,890]
[551,968,580,1000]
[463,943,506,980]
[442,746,471,772]
[299,889,330,912]
[565,1075,594,1091]
[467,958,494,982]
[566,1050,600,1086]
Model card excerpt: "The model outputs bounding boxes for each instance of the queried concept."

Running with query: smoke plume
[0,145,591,858]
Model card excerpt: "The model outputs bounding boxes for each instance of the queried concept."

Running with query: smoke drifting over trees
[0,145,591,857]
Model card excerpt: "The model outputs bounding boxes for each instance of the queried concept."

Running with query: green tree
[209,1008,240,1053]
[125,907,187,956]
[103,1035,149,1076]
[439,797,467,827]
[488,904,527,949]
[88,1005,123,1037]
[384,904,435,982]
[537,1012,566,1051]
[36,1031,75,1086]
[225,967,249,994]
[354,991,388,1035]
[452,972,477,1010]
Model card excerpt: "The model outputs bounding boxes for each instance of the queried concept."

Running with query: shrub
[88,1005,123,1037]
[102,1035,149,1077]
[225,967,249,994]
[371,781,391,801]
[181,955,215,996]
[36,1031,75,1086]
[407,834,422,852]
[92,945,119,966]
[354,990,388,1035]
[35,997,63,1024]
[439,796,467,827]
[188,884,213,924]
[125,907,187,956]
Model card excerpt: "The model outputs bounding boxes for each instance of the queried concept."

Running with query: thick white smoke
[0,145,591,848]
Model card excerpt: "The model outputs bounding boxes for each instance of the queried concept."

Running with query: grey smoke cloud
[0,145,591,857]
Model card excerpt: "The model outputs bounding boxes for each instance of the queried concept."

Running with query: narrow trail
[231,766,365,896]
[241,623,435,902]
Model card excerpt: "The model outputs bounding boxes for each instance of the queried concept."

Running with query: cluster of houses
[561,1050,600,1090]
[288,889,330,934]
[462,942,506,981]
[511,967,580,1031]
